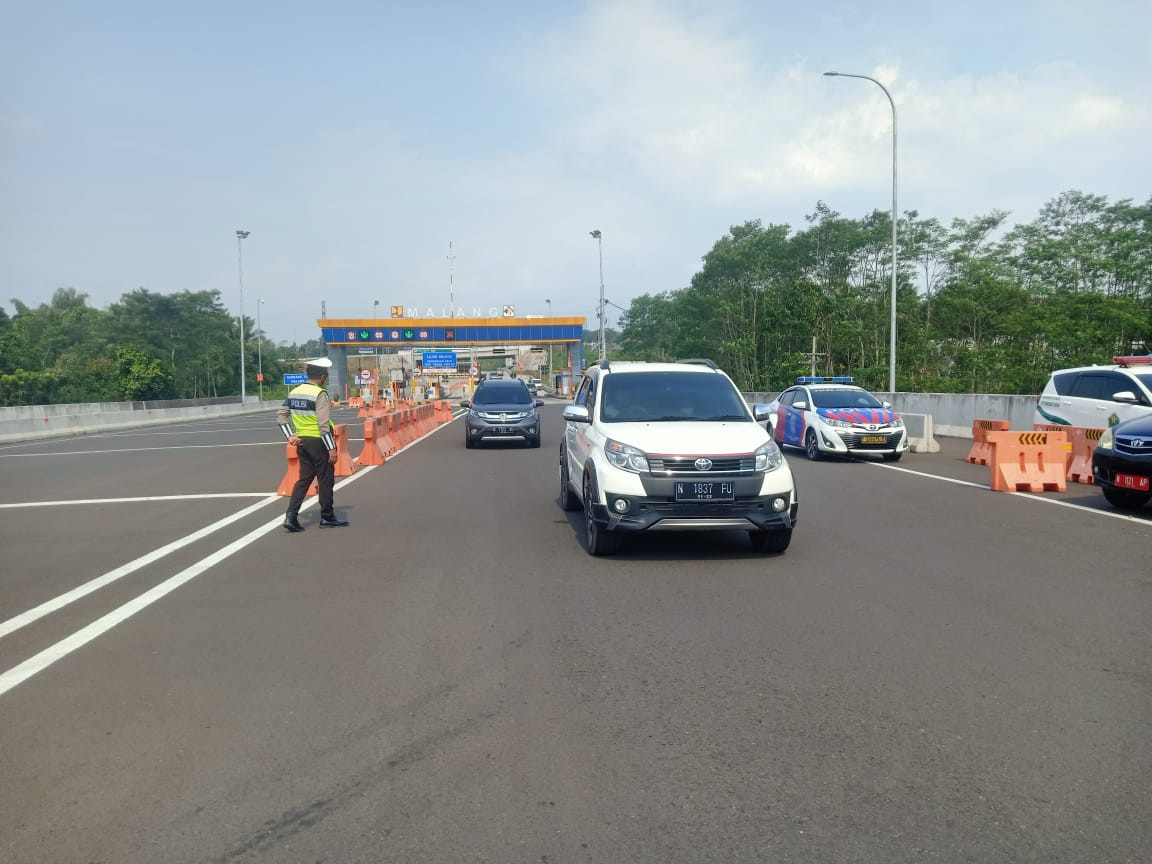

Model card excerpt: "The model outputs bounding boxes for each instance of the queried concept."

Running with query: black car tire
[529,435,541,449]
[465,436,476,449]
[804,429,822,461]
[583,473,620,556]
[558,450,581,511]
[749,528,792,553]
[882,451,903,462]
[1102,487,1151,510]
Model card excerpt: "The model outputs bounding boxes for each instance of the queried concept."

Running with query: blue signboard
[420,351,458,369]
[283,373,308,385]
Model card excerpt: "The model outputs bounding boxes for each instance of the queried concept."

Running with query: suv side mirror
[535,400,544,408]
[1112,390,1139,404]
[793,400,808,410]
[752,404,772,421]
[460,399,471,408]
[562,404,591,424]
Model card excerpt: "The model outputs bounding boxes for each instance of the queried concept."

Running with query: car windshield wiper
[645,415,695,421]
[699,414,749,421]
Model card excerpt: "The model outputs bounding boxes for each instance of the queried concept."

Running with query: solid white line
[0,441,281,458]
[0,495,281,640]
[0,415,459,698]
[0,471,372,697]
[867,460,1150,523]
[0,494,273,510]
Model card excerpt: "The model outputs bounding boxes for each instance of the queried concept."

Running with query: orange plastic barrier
[356,419,388,466]
[434,399,453,423]
[967,418,1010,465]
[333,424,357,477]
[986,430,1070,493]
[276,443,318,497]
[1033,424,1104,484]
[348,397,363,408]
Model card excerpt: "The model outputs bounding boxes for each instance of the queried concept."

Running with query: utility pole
[447,241,456,318]
[235,230,249,402]
[804,336,826,378]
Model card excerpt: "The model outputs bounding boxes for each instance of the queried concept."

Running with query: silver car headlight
[890,417,904,428]
[604,438,649,472]
[1097,426,1114,450]
[822,417,853,428]
[754,440,783,472]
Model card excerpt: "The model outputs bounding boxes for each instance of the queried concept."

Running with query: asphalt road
[0,404,1149,863]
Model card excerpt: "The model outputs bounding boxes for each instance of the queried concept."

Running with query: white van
[1035,355,1152,428]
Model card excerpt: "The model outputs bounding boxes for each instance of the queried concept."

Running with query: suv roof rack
[676,358,719,370]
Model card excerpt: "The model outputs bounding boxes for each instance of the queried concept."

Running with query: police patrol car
[768,377,908,461]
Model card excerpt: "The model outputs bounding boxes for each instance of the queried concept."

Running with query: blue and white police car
[767,377,908,461]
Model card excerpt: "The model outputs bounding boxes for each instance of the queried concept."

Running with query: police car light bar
[796,376,856,384]
[1113,354,1152,367]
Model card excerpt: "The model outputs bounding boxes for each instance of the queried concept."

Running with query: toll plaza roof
[319,316,586,346]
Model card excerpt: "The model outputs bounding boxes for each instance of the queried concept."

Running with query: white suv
[559,359,797,555]
[1035,355,1152,429]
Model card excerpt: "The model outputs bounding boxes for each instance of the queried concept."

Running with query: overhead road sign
[420,351,458,369]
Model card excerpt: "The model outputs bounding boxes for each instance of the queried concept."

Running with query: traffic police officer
[276,357,349,532]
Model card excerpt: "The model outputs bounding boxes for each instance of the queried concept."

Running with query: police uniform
[276,358,349,531]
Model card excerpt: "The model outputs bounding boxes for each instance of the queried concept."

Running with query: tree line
[2,189,1147,406]
[0,287,322,405]
[615,190,1151,394]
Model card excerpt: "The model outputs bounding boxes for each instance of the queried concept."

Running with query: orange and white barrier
[1034,423,1104,484]
[276,443,318,497]
[333,424,357,477]
[967,418,1010,465]
[434,399,454,423]
[356,419,388,466]
[986,430,1070,493]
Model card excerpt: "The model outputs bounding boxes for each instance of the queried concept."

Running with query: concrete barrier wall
[0,400,271,444]
[743,392,1039,439]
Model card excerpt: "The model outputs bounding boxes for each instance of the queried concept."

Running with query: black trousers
[286,437,335,521]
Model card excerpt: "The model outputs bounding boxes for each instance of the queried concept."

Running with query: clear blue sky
[2,0,1149,344]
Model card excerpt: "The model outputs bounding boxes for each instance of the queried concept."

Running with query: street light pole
[824,71,898,394]
[235,230,250,402]
[256,298,264,403]
[589,230,605,361]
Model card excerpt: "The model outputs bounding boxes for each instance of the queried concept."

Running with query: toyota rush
[559,359,797,555]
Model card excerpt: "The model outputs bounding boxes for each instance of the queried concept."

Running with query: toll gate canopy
[318,316,587,398]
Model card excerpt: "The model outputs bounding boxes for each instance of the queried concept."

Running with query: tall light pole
[256,298,265,403]
[589,230,605,361]
[824,71,898,393]
[235,230,250,402]
[546,298,551,318]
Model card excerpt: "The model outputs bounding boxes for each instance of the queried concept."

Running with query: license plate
[674,481,734,502]
[860,435,887,444]
[1115,473,1151,491]
[495,427,515,434]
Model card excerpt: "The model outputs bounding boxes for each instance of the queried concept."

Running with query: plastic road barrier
[967,418,1011,465]
[986,430,1071,493]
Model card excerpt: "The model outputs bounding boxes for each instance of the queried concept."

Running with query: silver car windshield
[810,389,885,410]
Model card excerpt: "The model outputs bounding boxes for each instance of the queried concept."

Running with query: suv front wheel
[558,449,580,511]
[583,472,620,556]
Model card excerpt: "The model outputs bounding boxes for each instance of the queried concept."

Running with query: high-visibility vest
[285,382,333,440]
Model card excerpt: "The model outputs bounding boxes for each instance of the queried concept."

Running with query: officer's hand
[288,435,302,446]
[328,449,338,465]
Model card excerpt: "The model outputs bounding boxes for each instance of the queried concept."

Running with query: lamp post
[235,230,250,402]
[589,230,605,361]
[256,298,264,403]
[373,300,381,391]
[824,71,898,394]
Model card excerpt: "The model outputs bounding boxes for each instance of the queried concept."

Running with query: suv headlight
[604,438,649,472]
[754,440,783,472]
[1098,426,1114,451]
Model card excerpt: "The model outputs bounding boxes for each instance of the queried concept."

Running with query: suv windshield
[473,383,531,405]
[810,389,885,410]
[600,371,749,422]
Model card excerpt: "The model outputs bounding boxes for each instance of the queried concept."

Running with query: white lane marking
[0,495,281,640]
[0,442,282,458]
[0,494,273,510]
[0,414,457,697]
[867,461,1151,523]
[0,471,371,697]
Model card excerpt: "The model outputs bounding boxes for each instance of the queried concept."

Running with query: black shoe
[319,516,350,527]
[283,519,306,533]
